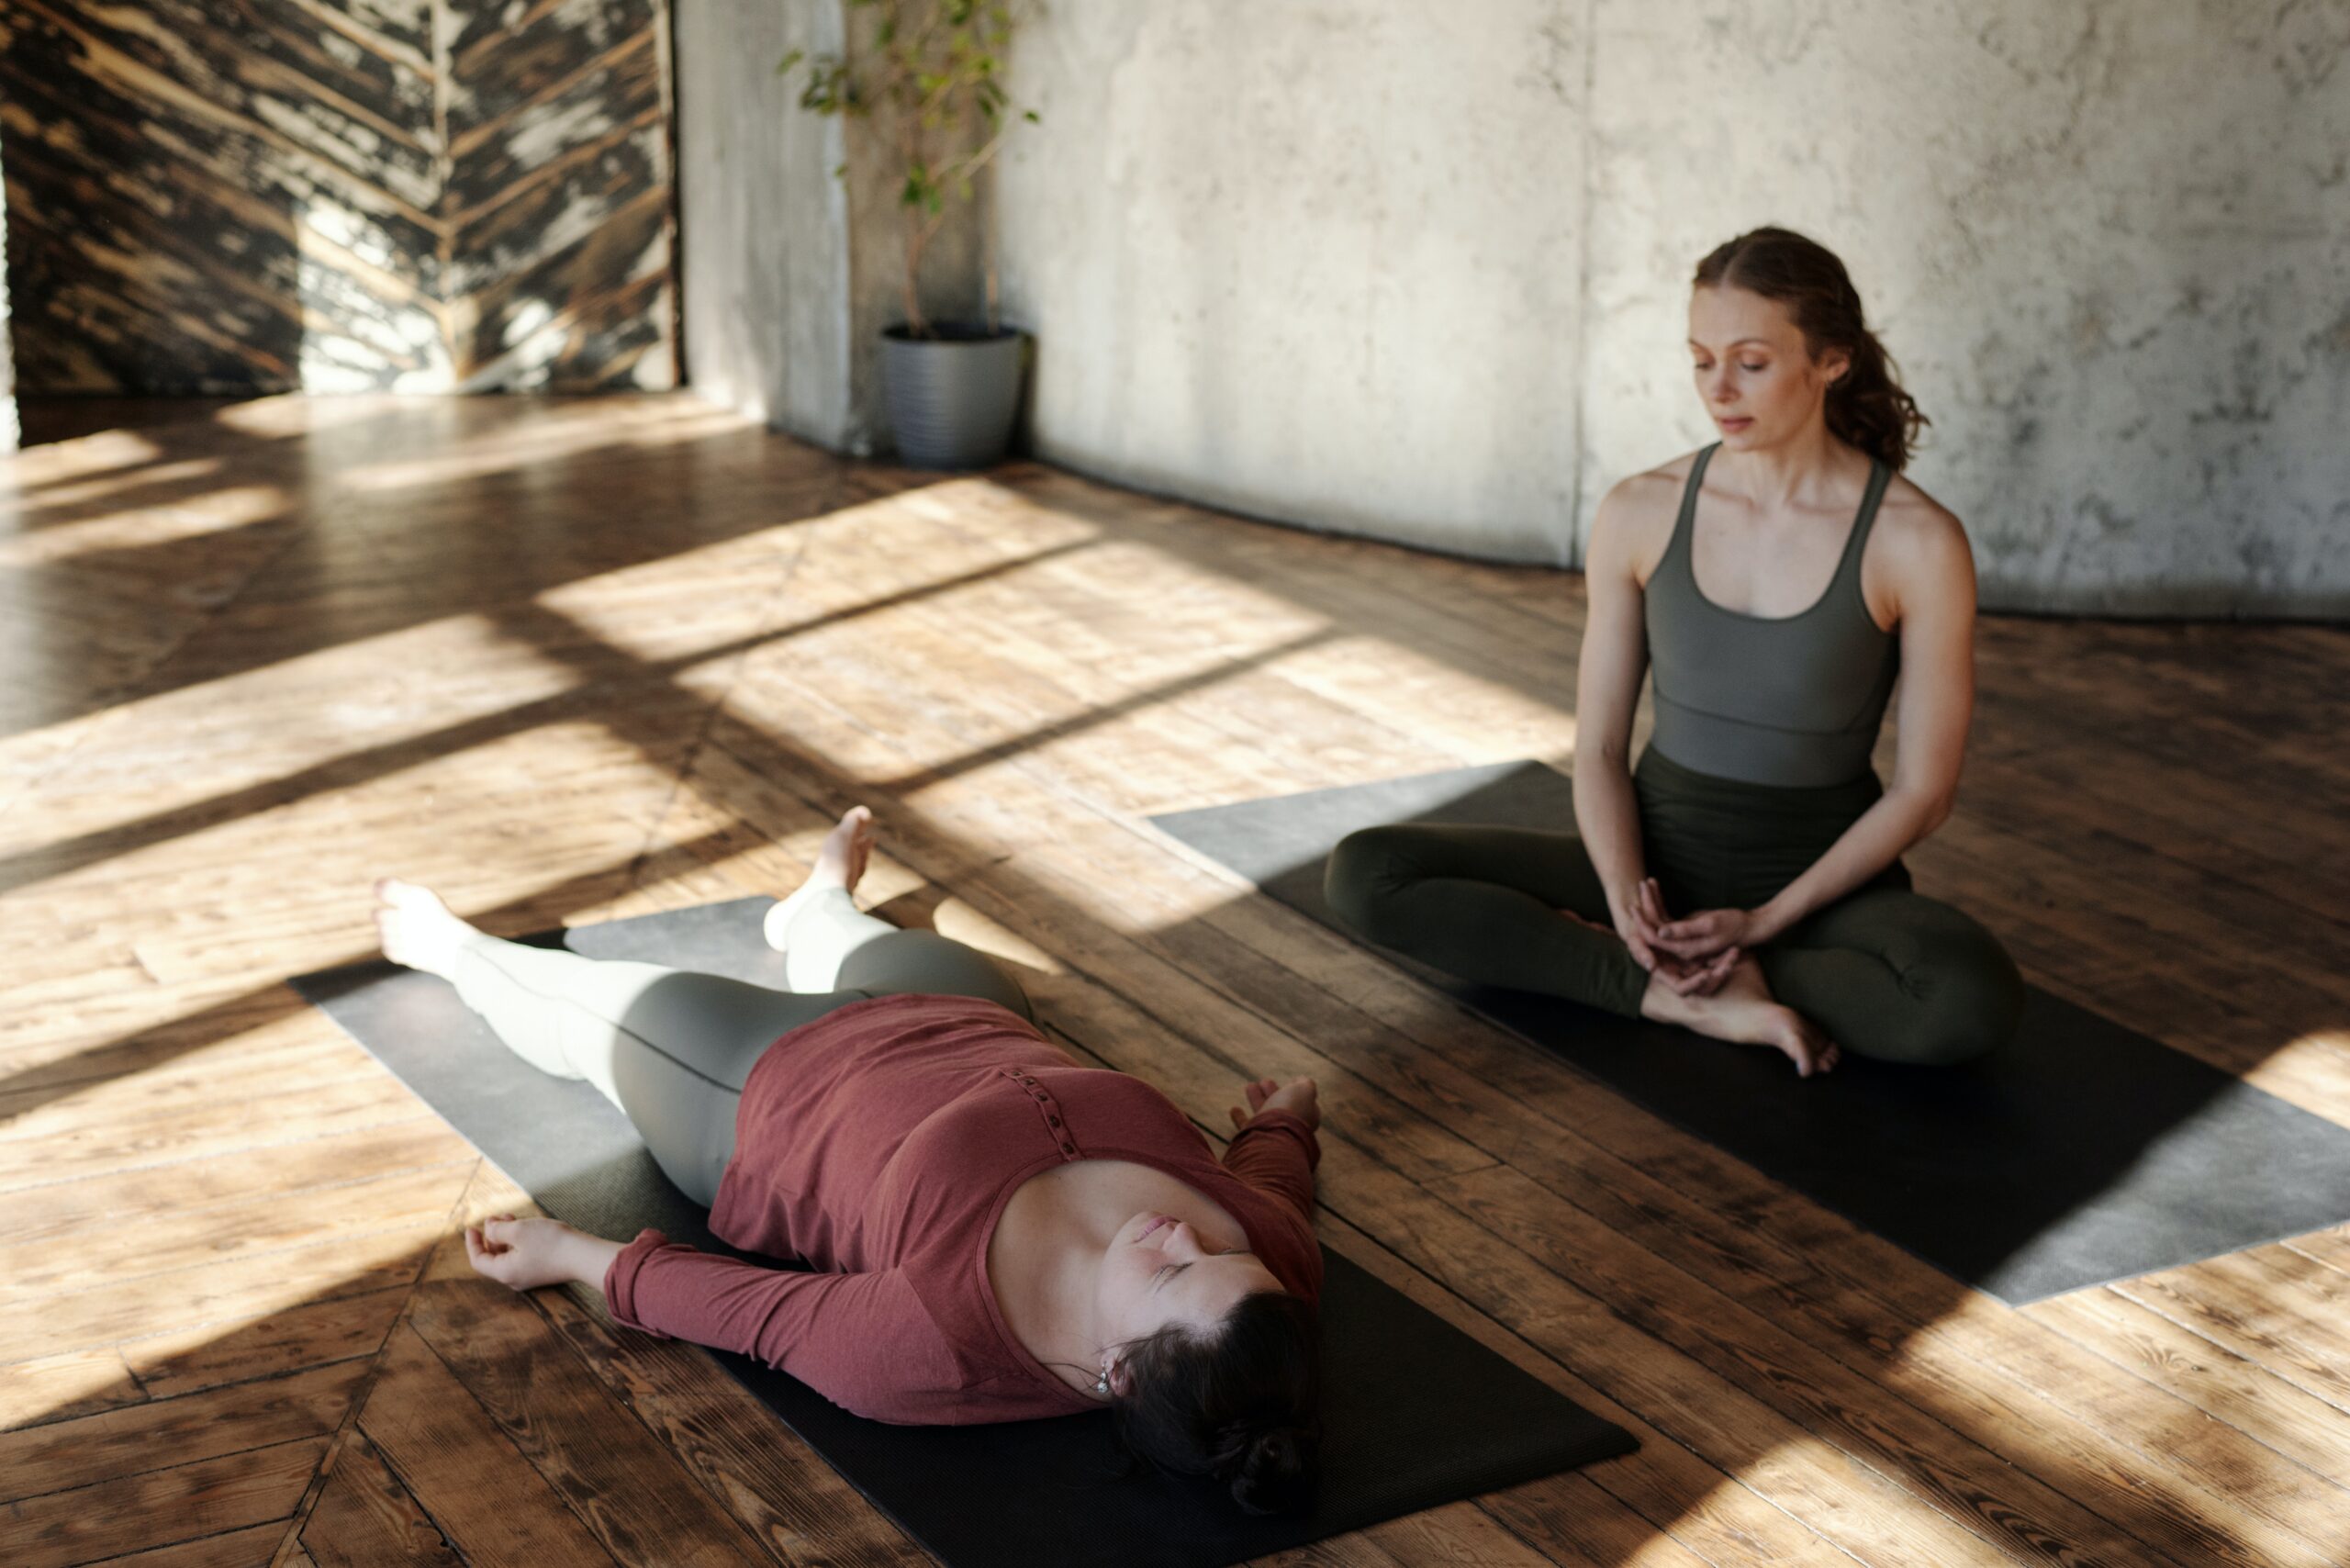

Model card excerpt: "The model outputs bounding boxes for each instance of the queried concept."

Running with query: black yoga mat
[1148,761,2350,1305]
[293,897,1634,1568]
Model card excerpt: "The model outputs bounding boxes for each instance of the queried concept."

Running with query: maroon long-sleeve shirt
[602,992,1322,1425]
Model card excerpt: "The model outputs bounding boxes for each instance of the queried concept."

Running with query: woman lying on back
[375,804,1323,1514]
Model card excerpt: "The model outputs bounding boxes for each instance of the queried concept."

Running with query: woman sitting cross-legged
[374,804,1324,1515]
[1327,226,2024,1077]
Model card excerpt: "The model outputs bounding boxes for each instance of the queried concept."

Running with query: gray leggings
[444,889,1033,1206]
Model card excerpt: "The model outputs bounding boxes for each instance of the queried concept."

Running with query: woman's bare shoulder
[1593,450,1703,560]
[1869,470,1977,614]
[1602,449,1702,511]
[1876,470,1975,561]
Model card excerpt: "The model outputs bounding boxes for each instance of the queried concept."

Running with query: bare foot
[764,806,878,951]
[811,804,877,894]
[1642,954,1841,1077]
[373,878,477,978]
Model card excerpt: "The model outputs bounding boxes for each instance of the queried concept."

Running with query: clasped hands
[1611,877,1765,996]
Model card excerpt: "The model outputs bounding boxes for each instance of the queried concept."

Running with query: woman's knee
[1897,931,2025,1066]
[1323,827,1420,936]
[837,930,1033,1020]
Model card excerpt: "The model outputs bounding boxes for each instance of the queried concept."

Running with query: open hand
[1230,1075,1320,1132]
[464,1214,582,1292]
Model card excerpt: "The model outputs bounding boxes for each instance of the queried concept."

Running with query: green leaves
[777,0,1040,333]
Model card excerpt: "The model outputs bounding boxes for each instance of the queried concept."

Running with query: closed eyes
[1151,1248,1250,1290]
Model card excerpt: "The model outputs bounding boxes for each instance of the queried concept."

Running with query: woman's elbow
[1915,788,1957,837]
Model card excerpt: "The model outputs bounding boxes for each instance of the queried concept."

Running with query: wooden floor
[5,393,2349,1568]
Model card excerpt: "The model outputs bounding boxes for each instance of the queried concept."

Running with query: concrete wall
[673,0,2347,614]
[675,0,855,447]
[990,0,2350,617]
[674,0,986,455]
[995,3,1589,563]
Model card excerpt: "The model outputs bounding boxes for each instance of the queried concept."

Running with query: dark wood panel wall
[0,115,14,447]
[0,0,676,394]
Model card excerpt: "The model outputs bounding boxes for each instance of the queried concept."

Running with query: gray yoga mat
[292,897,1635,1568]
[1148,760,2350,1306]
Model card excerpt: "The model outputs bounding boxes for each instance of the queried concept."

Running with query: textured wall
[1576,0,2350,616]
[0,0,676,395]
[672,0,988,456]
[674,0,853,444]
[993,1,2350,616]
[996,3,1589,562]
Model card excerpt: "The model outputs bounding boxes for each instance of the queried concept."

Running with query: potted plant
[781,0,1036,470]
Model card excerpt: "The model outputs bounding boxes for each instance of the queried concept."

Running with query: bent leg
[1758,888,2025,1066]
[1323,823,1648,1016]
[446,934,854,1205]
[775,886,1034,1021]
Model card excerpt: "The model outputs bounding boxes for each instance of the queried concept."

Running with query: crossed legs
[1325,822,2020,1072]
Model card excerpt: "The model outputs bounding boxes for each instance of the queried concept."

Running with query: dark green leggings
[1324,750,2023,1065]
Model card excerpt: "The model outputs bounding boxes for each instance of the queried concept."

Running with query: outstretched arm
[465,1215,949,1421]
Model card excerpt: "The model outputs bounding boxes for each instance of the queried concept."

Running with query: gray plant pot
[879,325,1027,470]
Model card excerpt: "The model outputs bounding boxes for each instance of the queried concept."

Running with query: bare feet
[811,804,877,893]
[1642,953,1841,1077]
[373,878,477,978]
[764,806,878,951]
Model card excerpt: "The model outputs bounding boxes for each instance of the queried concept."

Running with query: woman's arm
[1578,479,1732,993]
[1655,506,1978,954]
[466,1215,949,1420]
[1574,484,1664,968]
[1222,1077,1319,1220]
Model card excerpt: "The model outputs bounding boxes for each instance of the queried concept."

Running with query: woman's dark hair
[1693,226,1929,470]
[1112,1289,1321,1514]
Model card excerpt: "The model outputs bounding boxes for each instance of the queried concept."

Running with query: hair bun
[1228,1421,1318,1515]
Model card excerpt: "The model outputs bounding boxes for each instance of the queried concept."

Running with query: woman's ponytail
[1111,1290,1322,1515]
[1222,1417,1318,1515]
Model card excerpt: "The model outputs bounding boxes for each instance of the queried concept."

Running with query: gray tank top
[1642,442,1899,788]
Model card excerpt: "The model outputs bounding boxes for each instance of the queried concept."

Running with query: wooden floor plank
[2025,1284,2350,1492]
[0,1119,469,1242]
[0,1159,476,1304]
[82,1521,294,1568]
[0,1224,437,1365]
[0,1361,365,1506]
[2116,1248,2350,1417]
[401,1273,773,1568]
[2,1438,326,1568]
[298,1428,464,1567]
[355,1324,621,1568]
